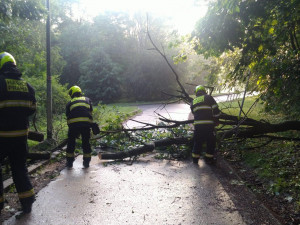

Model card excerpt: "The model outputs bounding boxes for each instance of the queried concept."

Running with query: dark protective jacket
[0,67,36,140]
[191,93,221,126]
[66,96,93,128]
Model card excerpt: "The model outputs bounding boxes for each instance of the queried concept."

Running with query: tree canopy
[193,0,300,117]
[0,0,45,22]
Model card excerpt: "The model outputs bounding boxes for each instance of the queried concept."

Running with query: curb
[3,150,64,192]
[216,156,283,225]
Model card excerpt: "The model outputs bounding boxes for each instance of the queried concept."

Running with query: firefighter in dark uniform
[0,52,36,213]
[191,85,221,164]
[66,85,93,169]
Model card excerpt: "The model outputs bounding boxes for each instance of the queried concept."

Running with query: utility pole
[46,0,53,139]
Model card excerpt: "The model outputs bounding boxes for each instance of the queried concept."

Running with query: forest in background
[0,0,210,107]
[1,0,299,120]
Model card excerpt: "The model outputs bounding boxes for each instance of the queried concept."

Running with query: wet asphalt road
[4,156,246,225]
[124,103,191,128]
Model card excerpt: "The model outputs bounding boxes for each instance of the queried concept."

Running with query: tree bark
[99,137,192,160]
[219,120,300,139]
[28,130,44,142]
[28,152,51,160]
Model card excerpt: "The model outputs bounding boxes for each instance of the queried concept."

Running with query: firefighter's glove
[91,123,100,135]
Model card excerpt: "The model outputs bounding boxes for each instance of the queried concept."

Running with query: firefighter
[191,85,221,164]
[0,52,36,214]
[66,85,93,169]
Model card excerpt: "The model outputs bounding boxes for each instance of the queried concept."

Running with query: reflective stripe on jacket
[0,100,36,109]
[194,120,215,125]
[0,129,29,137]
[67,117,93,125]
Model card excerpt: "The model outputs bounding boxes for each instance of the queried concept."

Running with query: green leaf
[268,27,274,34]
[271,20,277,26]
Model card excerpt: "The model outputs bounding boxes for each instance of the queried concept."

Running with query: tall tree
[0,0,45,22]
[0,0,69,125]
[193,0,300,117]
[79,48,122,103]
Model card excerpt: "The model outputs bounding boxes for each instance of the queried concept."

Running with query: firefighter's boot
[192,153,200,164]
[204,154,216,165]
[66,159,74,169]
[0,202,3,214]
[83,160,89,168]
[192,158,199,164]
[20,196,35,214]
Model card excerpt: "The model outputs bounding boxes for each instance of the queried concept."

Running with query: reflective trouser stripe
[18,189,34,199]
[0,129,28,137]
[192,153,200,158]
[67,117,92,124]
[205,153,214,158]
[0,195,4,203]
[66,152,75,158]
[83,153,91,158]
[194,120,214,125]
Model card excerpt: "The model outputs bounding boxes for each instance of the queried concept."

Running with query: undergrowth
[219,97,300,219]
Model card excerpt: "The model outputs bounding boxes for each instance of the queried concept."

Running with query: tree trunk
[99,137,192,160]
[28,152,51,160]
[28,131,44,142]
[220,121,300,139]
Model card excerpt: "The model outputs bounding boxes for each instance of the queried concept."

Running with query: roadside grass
[93,103,140,130]
[219,96,284,123]
[219,97,300,215]
[28,104,139,150]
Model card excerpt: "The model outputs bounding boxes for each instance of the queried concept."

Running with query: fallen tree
[97,113,300,160]
[100,137,191,160]
[27,108,300,161]
[26,138,68,160]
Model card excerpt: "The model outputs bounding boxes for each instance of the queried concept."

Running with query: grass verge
[219,97,300,223]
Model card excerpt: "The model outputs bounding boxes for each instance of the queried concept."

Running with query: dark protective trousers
[66,126,91,164]
[0,140,35,210]
[192,125,216,158]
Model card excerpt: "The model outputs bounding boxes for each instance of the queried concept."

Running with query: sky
[76,0,209,34]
